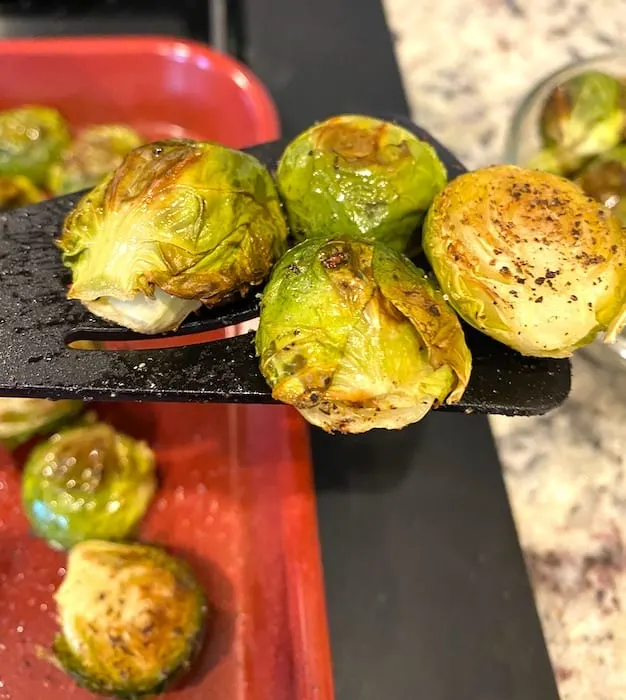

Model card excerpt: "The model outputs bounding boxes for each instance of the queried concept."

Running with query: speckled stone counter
[491,350,626,700]
[382,1,626,698]
[384,0,626,170]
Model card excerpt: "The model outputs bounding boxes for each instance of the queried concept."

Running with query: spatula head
[0,115,571,414]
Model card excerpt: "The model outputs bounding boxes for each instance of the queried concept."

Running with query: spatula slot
[66,320,258,351]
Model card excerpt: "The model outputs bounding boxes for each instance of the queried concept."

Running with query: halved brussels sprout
[47,124,144,196]
[0,398,83,449]
[423,165,626,357]
[575,145,626,226]
[531,71,626,175]
[256,237,471,433]
[53,540,207,697]
[22,422,156,550]
[276,115,447,253]
[0,174,44,210]
[0,106,70,185]
[58,139,288,334]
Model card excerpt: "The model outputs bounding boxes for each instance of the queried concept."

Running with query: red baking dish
[0,35,279,146]
[0,37,333,700]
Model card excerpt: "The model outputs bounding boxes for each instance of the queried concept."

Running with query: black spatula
[0,115,571,415]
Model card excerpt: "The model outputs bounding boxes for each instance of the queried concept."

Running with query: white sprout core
[85,288,202,335]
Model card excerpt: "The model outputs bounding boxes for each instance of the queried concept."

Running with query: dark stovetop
[0,1,560,698]
[0,0,211,43]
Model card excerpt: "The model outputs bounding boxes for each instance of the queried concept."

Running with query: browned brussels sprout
[48,124,143,195]
[423,165,626,357]
[22,422,156,550]
[575,145,626,226]
[276,115,447,252]
[58,139,288,334]
[53,540,208,697]
[0,398,83,449]
[0,106,69,185]
[530,71,626,175]
[0,174,43,210]
[256,237,471,433]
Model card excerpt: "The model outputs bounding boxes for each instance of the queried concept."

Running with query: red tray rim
[0,34,281,145]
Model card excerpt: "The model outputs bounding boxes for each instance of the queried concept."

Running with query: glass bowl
[505,53,626,366]
[504,52,626,167]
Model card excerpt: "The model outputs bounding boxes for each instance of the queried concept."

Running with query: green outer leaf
[21,422,156,550]
[0,106,70,185]
[57,139,288,333]
[423,164,626,357]
[276,114,447,253]
[372,246,471,403]
[0,398,83,450]
[256,238,365,405]
[52,541,208,698]
[256,237,471,433]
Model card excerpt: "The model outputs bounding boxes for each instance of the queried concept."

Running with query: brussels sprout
[0,174,44,210]
[58,139,288,334]
[525,147,566,177]
[256,237,471,433]
[575,145,626,226]
[0,398,83,449]
[53,540,207,697]
[22,422,156,550]
[535,71,626,175]
[276,114,447,253]
[48,124,144,196]
[423,165,626,357]
[0,106,70,185]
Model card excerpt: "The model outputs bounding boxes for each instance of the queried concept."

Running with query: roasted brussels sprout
[276,115,447,252]
[532,71,626,175]
[53,540,207,697]
[256,237,471,433]
[0,174,43,210]
[22,422,156,550]
[0,398,83,449]
[525,147,566,177]
[58,138,288,334]
[48,124,143,195]
[423,165,626,357]
[0,106,70,185]
[575,145,626,225]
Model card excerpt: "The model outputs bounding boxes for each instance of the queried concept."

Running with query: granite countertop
[382,1,626,698]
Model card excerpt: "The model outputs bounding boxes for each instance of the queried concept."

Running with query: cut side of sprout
[53,541,207,697]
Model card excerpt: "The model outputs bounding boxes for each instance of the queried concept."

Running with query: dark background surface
[0,0,207,41]
[246,1,560,697]
[0,0,560,697]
